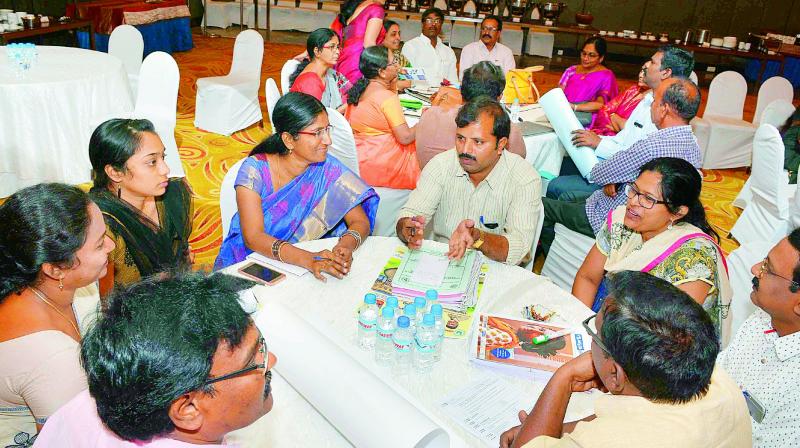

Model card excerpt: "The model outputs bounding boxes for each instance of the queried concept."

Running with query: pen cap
[422,313,435,326]
[430,304,443,317]
[425,289,438,300]
[382,306,394,318]
[403,304,416,317]
[364,293,377,305]
[386,296,399,308]
[414,296,426,309]
[397,316,410,328]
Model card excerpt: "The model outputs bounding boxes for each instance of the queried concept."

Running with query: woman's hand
[331,242,354,275]
[308,249,347,282]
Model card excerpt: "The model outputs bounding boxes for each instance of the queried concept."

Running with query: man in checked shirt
[539,77,702,255]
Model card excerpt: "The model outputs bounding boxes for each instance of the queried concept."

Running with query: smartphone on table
[238,261,286,285]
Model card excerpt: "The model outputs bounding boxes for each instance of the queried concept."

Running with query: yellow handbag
[502,65,544,104]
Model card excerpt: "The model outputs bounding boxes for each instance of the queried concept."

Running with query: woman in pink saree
[590,70,649,136]
[331,0,387,84]
[560,36,618,126]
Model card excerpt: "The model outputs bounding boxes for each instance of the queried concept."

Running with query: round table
[0,46,133,196]
[224,237,595,447]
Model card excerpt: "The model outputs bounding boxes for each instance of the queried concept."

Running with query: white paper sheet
[257,301,450,448]
[246,252,308,277]
[410,252,450,286]
[538,88,599,178]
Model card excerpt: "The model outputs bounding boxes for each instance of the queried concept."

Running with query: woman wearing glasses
[346,46,419,191]
[331,0,386,84]
[573,158,732,337]
[215,93,378,280]
[290,28,351,113]
[558,36,618,126]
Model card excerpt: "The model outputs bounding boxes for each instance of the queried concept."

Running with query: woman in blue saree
[215,92,378,280]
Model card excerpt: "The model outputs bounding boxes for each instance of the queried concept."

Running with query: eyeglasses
[296,125,333,139]
[480,26,499,33]
[203,336,268,386]
[624,183,668,209]
[582,314,610,355]
[322,43,341,51]
[581,51,600,58]
[757,258,800,290]
[423,18,442,25]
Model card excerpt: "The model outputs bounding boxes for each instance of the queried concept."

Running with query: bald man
[539,77,703,255]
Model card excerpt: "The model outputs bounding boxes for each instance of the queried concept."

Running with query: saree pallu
[332,4,386,84]
[214,155,379,269]
[590,85,647,136]
[597,206,733,344]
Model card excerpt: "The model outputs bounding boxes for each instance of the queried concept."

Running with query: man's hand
[499,410,528,448]
[399,216,425,249]
[447,219,477,260]
[571,129,601,149]
[558,351,606,393]
[602,184,617,198]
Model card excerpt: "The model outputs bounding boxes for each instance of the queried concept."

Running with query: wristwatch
[472,229,485,249]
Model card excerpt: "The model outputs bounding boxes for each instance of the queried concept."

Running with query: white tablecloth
[224,236,595,447]
[0,46,133,196]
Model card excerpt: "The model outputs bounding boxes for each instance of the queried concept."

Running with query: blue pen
[313,256,331,261]
[479,215,499,229]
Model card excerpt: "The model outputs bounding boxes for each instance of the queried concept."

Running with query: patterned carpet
[173,35,745,269]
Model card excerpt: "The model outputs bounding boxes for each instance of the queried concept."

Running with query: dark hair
[481,15,502,31]
[0,184,92,299]
[461,61,505,102]
[661,77,701,121]
[81,272,253,441]
[583,36,607,58]
[383,19,399,33]
[601,270,719,403]
[658,45,695,79]
[638,157,719,242]
[338,0,362,26]
[455,96,511,142]
[421,7,444,22]
[346,45,389,105]
[788,227,800,284]
[89,118,157,190]
[289,28,338,87]
[251,92,326,156]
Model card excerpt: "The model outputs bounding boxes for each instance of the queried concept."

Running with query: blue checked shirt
[585,125,702,233]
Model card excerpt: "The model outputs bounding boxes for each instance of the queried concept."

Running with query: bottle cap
[386,296,399,308]
[430,304,443,316]
[414,296,426,309]
[382,306,394,318]
[403,304,416,317]
[422,313,435,326]
[425,289,438,300]
[397,316,410,328]
[364,293,377,305]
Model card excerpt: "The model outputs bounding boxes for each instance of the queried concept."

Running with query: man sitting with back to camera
[35,272,277,447]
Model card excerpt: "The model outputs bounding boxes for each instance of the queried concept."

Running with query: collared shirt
[523,368,752,448]
[718,309,800,448]
[584,124,702,233]
[398,149,541,265]
[458,41,516,80]
[594,91,656,160]
[401,34,459,87]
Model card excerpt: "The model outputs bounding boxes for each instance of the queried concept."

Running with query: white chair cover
[689,71,698,84]
[194,30,264,136]
[541,223,595,291]
[524,201,545,270]
[726,240,772,341]
[373,187,411,237]
[692,71,752,169]
[265,77,281,131]
[220,158,247,238]
[753,76,794,125]
[108,24,143,99]
[133,51,185,177]
[730,125,790,245]
[325,107,360,175]
[281,59,301,95]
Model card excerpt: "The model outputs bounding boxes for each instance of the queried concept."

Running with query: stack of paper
[391,246,483,311]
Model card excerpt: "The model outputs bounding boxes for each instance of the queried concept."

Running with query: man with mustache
[458,15,516,80]
[35,273,277,447]
[396,96,541,265]
[717,228,800,448]
[401,8,458,87]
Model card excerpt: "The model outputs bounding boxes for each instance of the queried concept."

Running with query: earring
[117,187,122,199]
[58,277,64,291]
[667,220,674,230]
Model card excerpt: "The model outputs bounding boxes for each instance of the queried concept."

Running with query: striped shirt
[585,125,702,233]
[398,149,541,265]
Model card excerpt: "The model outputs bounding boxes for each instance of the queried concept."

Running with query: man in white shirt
[401,8,458,87]
[717,228,800,448]
[458,15,516,80]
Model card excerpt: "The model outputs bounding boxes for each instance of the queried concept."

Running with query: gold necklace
[30,287,80,336]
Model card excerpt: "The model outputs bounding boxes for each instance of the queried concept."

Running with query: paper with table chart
[439,376,529,447]
[246,251,308,277]
[538,87,599,179]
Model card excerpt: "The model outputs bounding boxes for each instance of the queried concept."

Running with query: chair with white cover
[732,99,798,209]
[108,25,143,98]
[265,78,281,130]
[752,76,794,125]
[220,158,247,238]
[730,125,790,245]
[281,59,301,94]
[727,239,774,339]
[373,187,411,237]
[689,71,698,84]
[541,224,595,291]
[524,201,545,270]
[133,51,185,177]
[691,71,752,169]
[195,30,264,136]
[325,107,360,175]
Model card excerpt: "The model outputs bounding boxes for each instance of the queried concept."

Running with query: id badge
[743,390,766,423]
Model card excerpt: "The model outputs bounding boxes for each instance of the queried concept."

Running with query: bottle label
[358,316,376,332]
[377,329,393,341]
[415,339,435,353]
[393,338,411,353]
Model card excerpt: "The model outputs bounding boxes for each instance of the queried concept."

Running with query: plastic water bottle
[430,304,445,362]
[510,98,521,123]
[392,316,413,376]
[374,307,395,366]
[384,295,399,312]
[402,304,417,334]
[414,296,427,325]
[425,289,439,313]
[414,314,439,373]
[357,293,379,351]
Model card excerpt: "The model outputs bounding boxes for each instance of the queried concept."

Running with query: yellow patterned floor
[173,36,744,268]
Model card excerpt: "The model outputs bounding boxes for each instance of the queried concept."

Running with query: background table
[0,18,95,49]
[0,46,133,196]
[223,237,595,447]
